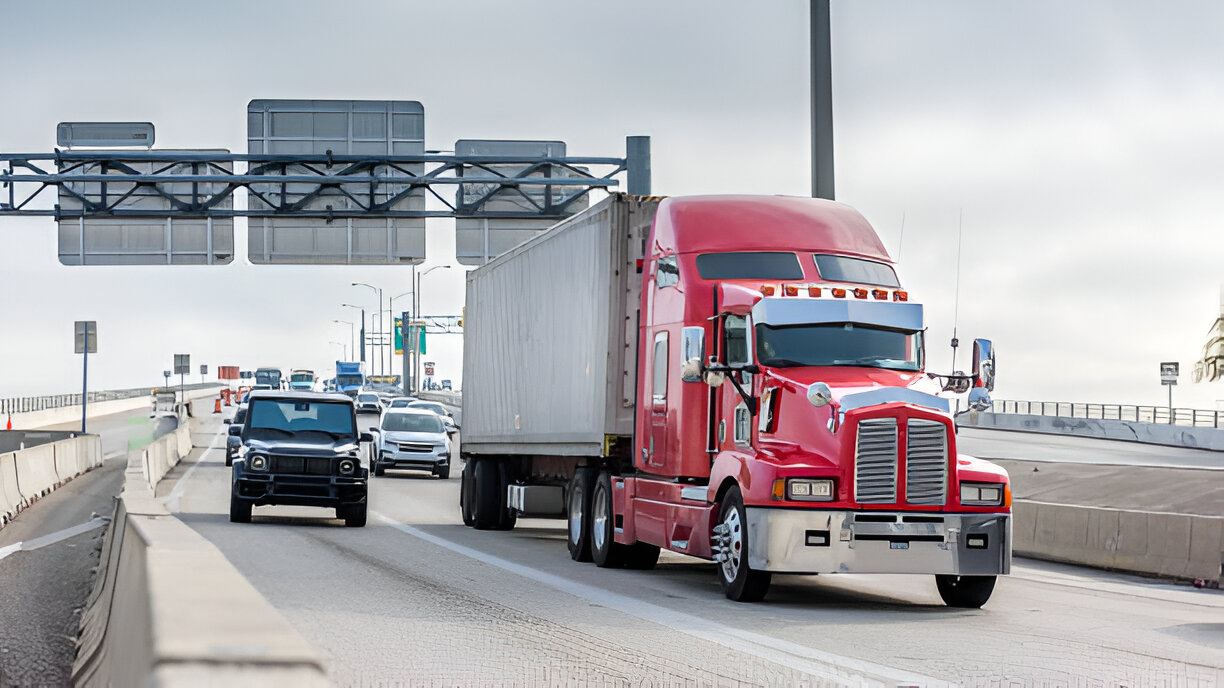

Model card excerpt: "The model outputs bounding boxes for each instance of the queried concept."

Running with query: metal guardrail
[0,383,220,415]
[993,400,1223,429]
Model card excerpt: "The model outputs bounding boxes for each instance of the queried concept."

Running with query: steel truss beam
[0,150,632,220]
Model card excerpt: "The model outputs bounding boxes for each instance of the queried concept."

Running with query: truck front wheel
[935,574,996,608]
[567,467,597,562]
[714,486,771,602]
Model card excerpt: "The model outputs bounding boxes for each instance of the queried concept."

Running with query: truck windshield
[756,323,922,371]
[337,374,363,387]
[247,400,355,438]
[291,373,312,382]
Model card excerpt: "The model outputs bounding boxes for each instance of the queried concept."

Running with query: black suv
[228,391,372,527]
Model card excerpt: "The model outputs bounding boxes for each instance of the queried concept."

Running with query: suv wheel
[229,496,251,524]
[339,502,367,528]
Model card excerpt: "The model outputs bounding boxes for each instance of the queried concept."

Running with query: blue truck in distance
[335,361,365,398]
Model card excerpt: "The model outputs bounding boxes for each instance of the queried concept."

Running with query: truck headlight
[961,482,1005,506]
[248,454,268,471]
[339,459,356,475]
[773,478,834,501]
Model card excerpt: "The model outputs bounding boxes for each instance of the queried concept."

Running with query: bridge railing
[992,400,1222,428]
[0,382,223,416]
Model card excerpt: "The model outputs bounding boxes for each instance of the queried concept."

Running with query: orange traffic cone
[5,414,10,430]
[213,397,222,414]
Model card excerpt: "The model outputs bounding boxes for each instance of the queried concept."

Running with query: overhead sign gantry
[0,99,650,266]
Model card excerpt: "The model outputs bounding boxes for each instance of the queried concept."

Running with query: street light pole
[333,320,355,363]
[342,302,368,370]
[352,283,383,376]
[413,265,452,393]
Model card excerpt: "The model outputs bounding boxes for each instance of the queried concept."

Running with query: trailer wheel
[460,460,475,527]
[494,461,517,531]
[472,458,500,530]
[566,466,597,562]
[714,486,771,602]
[935,575,996,608]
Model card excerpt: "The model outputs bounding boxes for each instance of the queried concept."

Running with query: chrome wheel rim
[592,484,608,552]
[720,507,743,582]
[568,483,583,544]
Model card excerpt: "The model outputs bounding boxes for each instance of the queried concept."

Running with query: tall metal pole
[401,310,411,396]
[360,309,366,365]
[412,265,419,394]
[811,0,835,200]
[81,327,88,434]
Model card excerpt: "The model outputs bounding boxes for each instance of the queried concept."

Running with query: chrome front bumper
[377,446,448,470]
[746,508,1010,575]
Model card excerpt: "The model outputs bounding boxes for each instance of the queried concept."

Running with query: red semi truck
[459,194,1008,606]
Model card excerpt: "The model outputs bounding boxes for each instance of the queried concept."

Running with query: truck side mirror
[226,435,241,449]
[359,432,375,443]
[806,382,833,408]
[704,370,726,388]
[680,327,705,383]
[972,338,996,392]
[968,387,992,412]
[227,425,242,437]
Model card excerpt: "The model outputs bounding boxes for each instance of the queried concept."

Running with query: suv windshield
[247,399,355,438]
[382,413,444,433]
[756,323,922,371]
[357,394,379,402]
[409,401,446,415]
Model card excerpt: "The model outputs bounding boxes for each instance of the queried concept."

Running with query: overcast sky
[1,0,1222,409]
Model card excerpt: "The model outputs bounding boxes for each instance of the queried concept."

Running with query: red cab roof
[651,195,892,262]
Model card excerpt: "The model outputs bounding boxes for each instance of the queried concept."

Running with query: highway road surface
[958,427,1224,470]
[159,413,1224,686]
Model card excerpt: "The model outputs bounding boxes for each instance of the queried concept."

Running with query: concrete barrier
[53,440,80,483]
[965,411,1224,452]
[0,452,22,525]
[74,417,328,687]
[1014,499,1224,582]
[14,443,59,502]
[7,385,225,431]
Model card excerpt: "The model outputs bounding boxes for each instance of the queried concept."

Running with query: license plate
[890,541,909,550]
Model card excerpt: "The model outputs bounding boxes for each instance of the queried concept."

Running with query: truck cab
[617,196,1007,604]
[289,369,316,391]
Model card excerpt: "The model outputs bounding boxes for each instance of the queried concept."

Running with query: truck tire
[935,575,996,608]
[566,466,597,562]
[494,461,517,531]
[339,502,367,528]
[229,496,251,524]
[460,460,475,527]
[590,471,630,568]
[472,458,500,530]
[715,486,771,602]
[435,463,450,480]
[624,542,661,570]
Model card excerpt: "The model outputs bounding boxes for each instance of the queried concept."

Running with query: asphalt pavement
[0,405,168,687]
[957,426,1224,470]
[160,412,1224,686]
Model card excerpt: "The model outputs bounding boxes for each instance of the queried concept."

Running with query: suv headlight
[339,459,356,475]
[248,453,269,471]
[961,482,1005,506]
[772,478,834,501]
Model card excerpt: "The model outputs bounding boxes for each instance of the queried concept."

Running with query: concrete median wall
[74,417,328,687]
[0,434,103,527]
[6,385,224,431]
[965,411,1224,451]
[1014,499,1224,582]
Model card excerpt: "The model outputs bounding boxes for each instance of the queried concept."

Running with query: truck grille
[854,418,898,503]
[397,442,434,453]
[270,456,333,475]
[905,419,948,505]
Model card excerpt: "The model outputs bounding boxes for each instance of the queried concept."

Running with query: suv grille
[270,456,333,475]
[854,418,898,503]
[905,419,948,505]
[397,442,434,453]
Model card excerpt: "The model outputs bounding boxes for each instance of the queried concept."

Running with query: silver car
[371,409,451,479]
[354,392,384,414]
[406,400,458,436]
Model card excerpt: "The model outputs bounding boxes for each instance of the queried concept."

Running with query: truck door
[648,330,669,468]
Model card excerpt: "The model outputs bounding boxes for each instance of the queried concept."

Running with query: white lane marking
[165,425,225,513]
[372,512,950,688]
[0,516,109,562]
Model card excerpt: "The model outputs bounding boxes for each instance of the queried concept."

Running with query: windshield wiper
[251,427,293,436]
[759,358,809,367]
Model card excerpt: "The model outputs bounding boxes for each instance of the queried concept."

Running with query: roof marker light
[831,287,846,298]
[760,284,776,296]
[783,284,799,297]
[872,289,888,300]
[893,290,909,302]
[808,285,821,297]
[852,288,868,299]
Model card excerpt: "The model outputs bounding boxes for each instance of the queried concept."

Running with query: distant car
[386,396,418,409]
[440,380,452,391]
[241,384,274,404]
[354,392,384,414]
[228,391,372,526]
[370,409,451,479]
[407,400,457,435]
